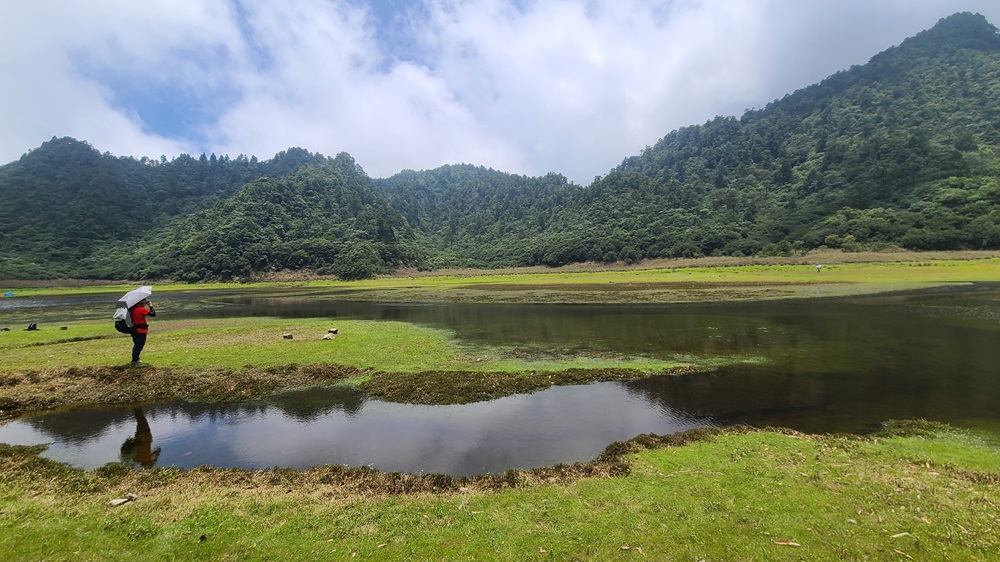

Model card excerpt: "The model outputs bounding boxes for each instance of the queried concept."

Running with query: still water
[1,283,998,475]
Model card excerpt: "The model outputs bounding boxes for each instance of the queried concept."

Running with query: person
[120,408,161,467]
[129,298,156,367]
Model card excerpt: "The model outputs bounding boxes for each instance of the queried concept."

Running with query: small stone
[328,328,339,334]
[323,333,335,340]
[282,333,293,339]
[108,494,138,507]
[60,326,68,330]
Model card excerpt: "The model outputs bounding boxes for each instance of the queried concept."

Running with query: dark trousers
[131,332,147,363]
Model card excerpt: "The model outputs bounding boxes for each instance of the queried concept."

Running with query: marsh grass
[0,317,696,417]
[4,251,999,303]
[0,423,996,560]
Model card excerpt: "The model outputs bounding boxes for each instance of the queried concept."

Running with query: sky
[3,1,1000,186]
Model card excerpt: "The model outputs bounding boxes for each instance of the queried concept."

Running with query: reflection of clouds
[223,382,709,475]
[0,383,711,475]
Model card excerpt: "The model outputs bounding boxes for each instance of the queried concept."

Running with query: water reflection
[0,383,709,475]
[120,409,160,467]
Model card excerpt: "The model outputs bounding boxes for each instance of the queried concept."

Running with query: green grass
[0,425,996,560]
[4,251,999,303]
[0,317,697,415]
[0,317,689,374]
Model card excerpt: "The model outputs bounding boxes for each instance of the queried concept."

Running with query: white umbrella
[118,286,153,308]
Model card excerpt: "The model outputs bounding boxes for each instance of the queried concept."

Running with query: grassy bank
[4,250,999,303]
[0,317,700,418]
[0,422,996,560]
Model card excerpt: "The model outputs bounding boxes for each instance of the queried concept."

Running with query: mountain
[0,139,332,279]
[1,12,998,280]
[384,11,1000,267]
[91,153,416,281]
[376,165,579,268]
[526,11,1000,263]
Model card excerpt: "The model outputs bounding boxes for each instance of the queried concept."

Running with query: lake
[1,283,998,475]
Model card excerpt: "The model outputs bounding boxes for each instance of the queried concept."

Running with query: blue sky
[3,0,1000,185]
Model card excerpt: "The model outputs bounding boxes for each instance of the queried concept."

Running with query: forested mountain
[1,12,998,280]
[94,154,415,281]
[376,166,578,268]
[566,10,1000,261]
[0,138,330,278]
[388,11,1000,267]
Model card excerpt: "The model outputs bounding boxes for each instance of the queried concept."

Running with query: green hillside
[524,11,1000,264]
[1,12,998,280]
[94,154,416,281]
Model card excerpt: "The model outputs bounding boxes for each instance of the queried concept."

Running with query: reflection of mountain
[623,349,1000,435]
[268,387,367,421]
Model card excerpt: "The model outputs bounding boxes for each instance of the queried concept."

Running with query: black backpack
[113,305,133,334]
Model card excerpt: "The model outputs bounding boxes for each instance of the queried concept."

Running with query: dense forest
[2,12,999,280]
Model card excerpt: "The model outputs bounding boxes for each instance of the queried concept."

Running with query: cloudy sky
[3,1,999,185]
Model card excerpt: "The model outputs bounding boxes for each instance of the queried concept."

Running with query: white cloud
[3,0,1000,183]
[209,1,523,175]
[0,1,245,160]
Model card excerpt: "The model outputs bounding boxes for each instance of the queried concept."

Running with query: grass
[4,250,1000,303]
[0,423,996,560]
[0,317,697,417]
[0,317,687,372]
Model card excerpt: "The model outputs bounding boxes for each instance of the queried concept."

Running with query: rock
[328,328,339,334]
[109,493,138,507]
[322,333,336,340]
[282,333,293,339]
[60,326,68,330]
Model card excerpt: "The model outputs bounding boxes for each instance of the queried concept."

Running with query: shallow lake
[1,283,999,475]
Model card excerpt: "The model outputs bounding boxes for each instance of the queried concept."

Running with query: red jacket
[130,305,154,334]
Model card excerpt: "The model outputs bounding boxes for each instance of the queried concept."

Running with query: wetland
[2,275,999,475]
[1,256,999,560]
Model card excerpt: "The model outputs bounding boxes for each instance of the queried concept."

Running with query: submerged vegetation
[1,254,997,416]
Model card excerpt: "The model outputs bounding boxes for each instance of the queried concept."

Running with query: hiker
[129,298,156,367]
[120,408,160,467]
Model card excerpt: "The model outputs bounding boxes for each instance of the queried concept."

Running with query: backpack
[113,305,133,334]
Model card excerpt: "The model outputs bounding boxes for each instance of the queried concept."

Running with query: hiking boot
[130,361,145,368]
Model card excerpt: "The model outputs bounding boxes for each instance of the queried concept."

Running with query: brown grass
[0,364,367,420]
